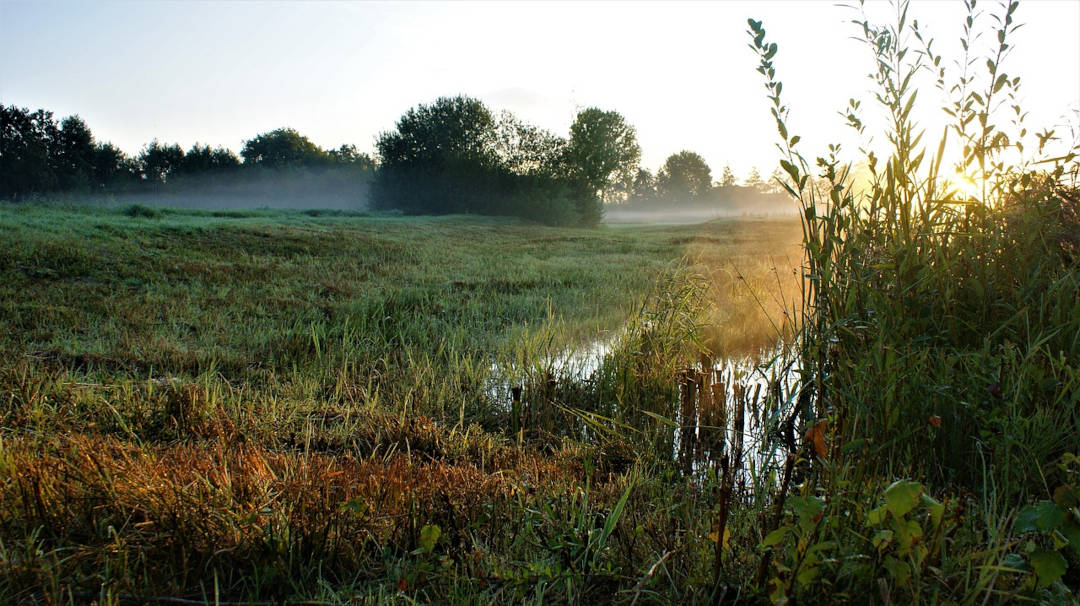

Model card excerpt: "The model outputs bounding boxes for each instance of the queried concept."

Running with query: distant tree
[92,142,138,189]
[179,144,240,175]
[744,166,764,191]
[139,140,185,183]
[656,150,712,201]
[241,128,328,168]
[767,167,787,194]
[625,168,657,204]
[377,95,497,171]
[493,111,566,177]
[0,105,61,198]
[719,164,737,187]
[374,95,501,214]
[328,144,376,170]
[55,116,96,190]
[564,107,641,203]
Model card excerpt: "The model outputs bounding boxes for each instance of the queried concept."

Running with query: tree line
[0,105,374,199]
[625,150,785,208]
[1,97,780,224]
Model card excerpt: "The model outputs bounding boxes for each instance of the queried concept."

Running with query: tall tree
[92,142,138,189]
[719,164,737,187]
[241,128,328,168]
[656,150,712,201]
[564,107,641,203]
[628,167,657,204]
[0,105,60,198]
[493,110,566,177]
[328,144,376,170]
[180,143,240,174]
[744,166,764,191]
[376,95,497,170]
[139,140,185,183]
[374,95,500,214]
[56,116,96,190]
[767,167,787,194]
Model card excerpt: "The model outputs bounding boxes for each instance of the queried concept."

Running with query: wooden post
[510,385,523,437]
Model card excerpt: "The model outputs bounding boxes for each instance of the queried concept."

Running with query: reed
[745,0,1080,601]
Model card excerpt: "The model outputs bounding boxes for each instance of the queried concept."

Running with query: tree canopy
[564,108,641,203]
[656,150,712,201]
[178,144,241,175]
[719,164,737,188]
[139,140,185,183]
[373,96,598,225]
[377,95,497,170]
[2,98,654,225]
[493,111,566,178]
[241,128,329,168]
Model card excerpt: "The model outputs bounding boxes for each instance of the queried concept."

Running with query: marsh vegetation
[2,0,1080,604]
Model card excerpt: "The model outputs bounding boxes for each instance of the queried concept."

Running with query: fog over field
[93,168,372,211]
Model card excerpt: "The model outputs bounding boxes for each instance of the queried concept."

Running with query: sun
[949,171,984,202]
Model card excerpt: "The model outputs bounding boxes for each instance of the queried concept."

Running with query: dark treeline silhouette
[1,97,644,225]
[0,106,375,210]
[2,98,786,223]
[374,95,641,226]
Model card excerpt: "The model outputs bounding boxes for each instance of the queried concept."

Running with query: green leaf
[1001,552,1028,571]
[1028,550,1066,589]
[920,494,945,527]
[867,504,888,525]
[763,527,789,547]
[789,496,825,524]
[1015,501,1066,534]
[993,74,1008,93]
[795,562,820,586]
[597,477,634,554]
[418,524,441,554]
[894,518,923,555]
[882,556,911,587]
[840,439,867,454]
[768,578,788,605]
[807,540,837,553]
[780,159,800,183]
[1060,519,1080,550]
[872,529,893,551]
[884,480,923,518]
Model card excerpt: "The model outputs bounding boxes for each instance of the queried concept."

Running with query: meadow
[0,204,806,603]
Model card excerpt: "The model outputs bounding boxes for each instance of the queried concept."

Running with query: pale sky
[2,0,1078,180]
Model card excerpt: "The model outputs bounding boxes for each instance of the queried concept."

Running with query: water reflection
[488,333,802,487]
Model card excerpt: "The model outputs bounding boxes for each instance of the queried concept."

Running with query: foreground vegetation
[737,1,1080,602]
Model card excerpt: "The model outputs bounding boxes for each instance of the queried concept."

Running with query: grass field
[0,204,804,603]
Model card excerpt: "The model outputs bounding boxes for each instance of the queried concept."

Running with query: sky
[2,0,1078,181]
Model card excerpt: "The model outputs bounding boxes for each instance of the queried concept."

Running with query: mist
[49,166,372,211]
[604,187,797,224]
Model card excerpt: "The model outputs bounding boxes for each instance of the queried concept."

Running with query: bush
[119,203,162,219]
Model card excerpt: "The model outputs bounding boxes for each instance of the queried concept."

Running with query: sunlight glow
[951,171,984,202]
